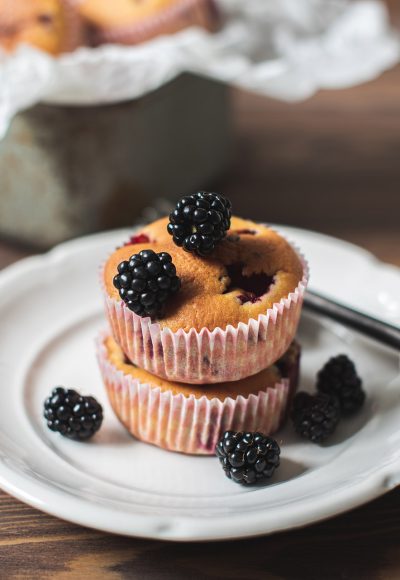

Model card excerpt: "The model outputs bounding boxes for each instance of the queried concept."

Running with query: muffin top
[77,0,214,29]
[104,215,304,333]
[0,0,71,54]
[104,334,299,400]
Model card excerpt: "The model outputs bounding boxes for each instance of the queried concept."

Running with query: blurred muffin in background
[0,0,84,55]
[76,0,220,47]
[0,0,220,55]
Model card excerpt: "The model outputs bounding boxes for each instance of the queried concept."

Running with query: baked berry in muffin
[77,0,219,47]
[97,333,301,454]
[0,0,83,55]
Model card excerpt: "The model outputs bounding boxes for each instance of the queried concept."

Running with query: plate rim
[0,457,394,542]
[0,225,399,541]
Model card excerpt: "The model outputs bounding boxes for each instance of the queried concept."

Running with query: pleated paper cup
[96,333,300,455]
[102,251,308,384]
[61,0,86,52]
[85,0,219,47]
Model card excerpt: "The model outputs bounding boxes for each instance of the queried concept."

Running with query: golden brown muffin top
[0,0,70,55]
[104,216,304,333]
[104,334,286,400]
[78,0,211,28]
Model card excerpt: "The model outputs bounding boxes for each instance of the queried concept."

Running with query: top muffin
[104,215,304,333]
[102,192,307,383]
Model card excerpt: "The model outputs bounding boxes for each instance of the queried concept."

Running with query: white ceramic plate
[0,226,399,541]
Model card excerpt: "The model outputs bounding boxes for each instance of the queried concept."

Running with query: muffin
[76,0,219,47]
[97,333,301,454]
[102,212,308,383]
[0,0,83,55]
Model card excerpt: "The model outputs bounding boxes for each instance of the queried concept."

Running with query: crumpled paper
[0,0,399,138]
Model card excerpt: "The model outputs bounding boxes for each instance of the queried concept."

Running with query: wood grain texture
[0,488,400,579]
[221,66,400,231]
[0,2,400,574]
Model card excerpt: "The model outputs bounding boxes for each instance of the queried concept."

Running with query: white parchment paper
[0,0,399,138]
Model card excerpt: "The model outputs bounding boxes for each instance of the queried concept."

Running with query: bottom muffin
[96,334,301,455]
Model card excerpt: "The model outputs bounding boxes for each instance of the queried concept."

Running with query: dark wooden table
[1,9,400,578]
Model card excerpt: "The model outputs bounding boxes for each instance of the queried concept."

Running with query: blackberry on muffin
[167,191,232,255]
[113,249,180,317]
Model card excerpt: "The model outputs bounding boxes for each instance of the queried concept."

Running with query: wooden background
[0,2,400,578]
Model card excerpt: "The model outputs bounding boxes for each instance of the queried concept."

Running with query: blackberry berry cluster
[167,191,232,255]
[291,392,340,443]
[215,431,280,485]
[317,354,365,415]
[44,387,103,441]
[113,250,180,317]
[291,355,365,444]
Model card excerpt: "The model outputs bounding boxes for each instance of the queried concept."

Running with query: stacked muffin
[0,0,219,55]
[97,193,308,454]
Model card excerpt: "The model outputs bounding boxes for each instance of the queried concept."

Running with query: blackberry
[167,191,232,255]
[44,387,103,441]
[291,392,340,443]
[317,354,365,416]
[113,249,180,317]
[215,431,280,485]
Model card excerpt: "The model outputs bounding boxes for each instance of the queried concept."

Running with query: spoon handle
[304,290,400,351]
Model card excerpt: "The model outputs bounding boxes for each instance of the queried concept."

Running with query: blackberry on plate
[215,431,280,485]
[113,250,181,317]
[317,354,365,416]
[44,387,103,441]
[291,392,340,444]
[167,191,232,256]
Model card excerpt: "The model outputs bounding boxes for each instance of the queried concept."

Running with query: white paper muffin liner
[103,246,308,384]
[83,0,219,46]
[61,0,86,52]
[96,333,299,455]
